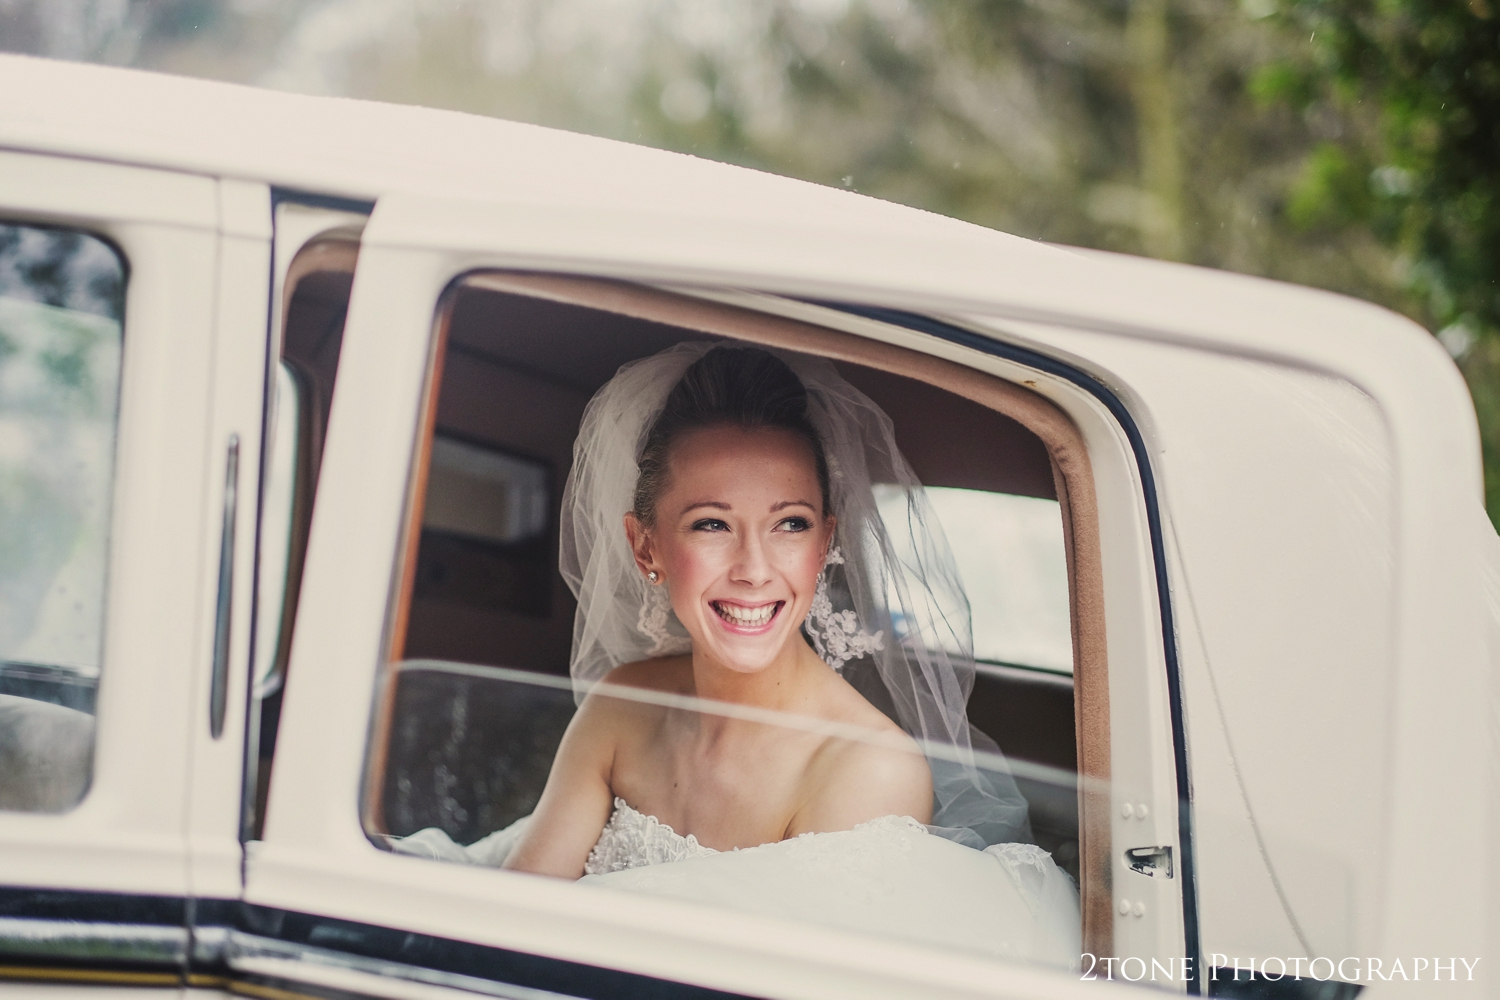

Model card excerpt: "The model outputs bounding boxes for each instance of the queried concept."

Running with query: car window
[0,221,124,813]
[354,279,1106,979]
[252,360,304,701]
[877,486,1071,674]
[378,658,1085,973]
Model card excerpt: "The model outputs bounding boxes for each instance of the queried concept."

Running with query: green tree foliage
[2,0,1410,303]
[1260,0,1500,511]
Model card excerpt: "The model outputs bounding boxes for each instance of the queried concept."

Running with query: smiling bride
[504,345,934,874]
[400,342,1080,968]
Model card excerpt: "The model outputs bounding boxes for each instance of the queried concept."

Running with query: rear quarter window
[0,222,124,813]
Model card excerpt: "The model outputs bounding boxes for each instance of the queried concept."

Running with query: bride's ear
[624,512,659,580]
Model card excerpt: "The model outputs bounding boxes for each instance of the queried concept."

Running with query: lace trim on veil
[803,547,884,671]
[984,842,1067,918]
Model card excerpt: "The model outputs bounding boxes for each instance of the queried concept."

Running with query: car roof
[0,52,1450,396]
[0,53,1010,248]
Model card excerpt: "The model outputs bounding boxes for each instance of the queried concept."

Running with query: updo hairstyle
[632,346,831,528]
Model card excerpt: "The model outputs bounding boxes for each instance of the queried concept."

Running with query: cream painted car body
[0,53,1492,1000]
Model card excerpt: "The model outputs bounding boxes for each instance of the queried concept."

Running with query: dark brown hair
[632,346,830,527]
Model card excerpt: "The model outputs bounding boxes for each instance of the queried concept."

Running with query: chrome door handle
[209,434,239,739]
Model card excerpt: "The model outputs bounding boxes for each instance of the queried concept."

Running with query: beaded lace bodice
[584,797,718,875]
[582,797,938,877]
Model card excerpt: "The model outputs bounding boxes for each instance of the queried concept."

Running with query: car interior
[264,248,1113,958]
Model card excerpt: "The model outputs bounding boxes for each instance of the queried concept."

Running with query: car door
[0,150,262,994]
[0,150,380,999]
[231,184,1170,999]
[243,175,1489,1000]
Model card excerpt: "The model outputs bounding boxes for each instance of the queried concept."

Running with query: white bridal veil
[560,340,1032,849]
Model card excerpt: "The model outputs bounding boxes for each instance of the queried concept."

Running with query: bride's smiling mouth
[711,600,784,632]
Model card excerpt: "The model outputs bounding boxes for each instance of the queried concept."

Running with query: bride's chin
[691,616,798,674]
[711,655,777,675]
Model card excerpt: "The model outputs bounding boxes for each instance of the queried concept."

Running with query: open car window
[348,273,1125,979]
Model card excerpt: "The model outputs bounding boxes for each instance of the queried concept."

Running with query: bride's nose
[728,533,774,587]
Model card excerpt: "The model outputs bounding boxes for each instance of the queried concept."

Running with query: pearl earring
[647,570,659,584]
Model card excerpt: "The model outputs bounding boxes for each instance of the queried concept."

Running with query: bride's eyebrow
[680,500,731,516]
[770,500,816,512]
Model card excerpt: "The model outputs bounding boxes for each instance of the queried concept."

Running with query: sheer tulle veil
[560,340,1032,849]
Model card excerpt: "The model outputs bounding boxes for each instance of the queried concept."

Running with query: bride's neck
[689,639,819,713]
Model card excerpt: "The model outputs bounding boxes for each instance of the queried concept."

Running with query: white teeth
[716,602,777,626]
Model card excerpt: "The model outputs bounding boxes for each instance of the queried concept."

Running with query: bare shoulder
[815,665,913,742]
[571,656,692,739]
[596,654,694,695]
[795,670,934,831]
[798,731,933,832]
[843,728,931,797]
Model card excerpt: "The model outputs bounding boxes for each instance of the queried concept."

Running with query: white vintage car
[0,52,1494,1000]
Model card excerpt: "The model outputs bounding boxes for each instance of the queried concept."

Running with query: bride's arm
[502,692,619,879]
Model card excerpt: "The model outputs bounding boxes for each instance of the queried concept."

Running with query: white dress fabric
[391,800,1080,970]
[582,799,1079,969]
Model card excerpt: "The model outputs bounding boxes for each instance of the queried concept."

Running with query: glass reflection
[377,659,1084,970]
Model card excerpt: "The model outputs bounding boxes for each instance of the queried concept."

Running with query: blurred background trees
[3,0,1497,513]
[1264,0,1500,509]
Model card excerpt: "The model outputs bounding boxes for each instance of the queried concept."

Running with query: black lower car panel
[0,887,753,1000]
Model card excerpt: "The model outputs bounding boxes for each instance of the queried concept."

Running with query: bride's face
[627,423,834,675]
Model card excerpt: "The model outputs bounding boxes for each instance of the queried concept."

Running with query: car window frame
[251,246,1185,1000]
[361,270,1138,965]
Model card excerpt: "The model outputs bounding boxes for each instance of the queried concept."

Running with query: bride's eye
[691,518,729,532]
[778,516,812,532]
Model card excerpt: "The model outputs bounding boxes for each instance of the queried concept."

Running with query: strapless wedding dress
[392,796,1081,969]
[584,797,718,873]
